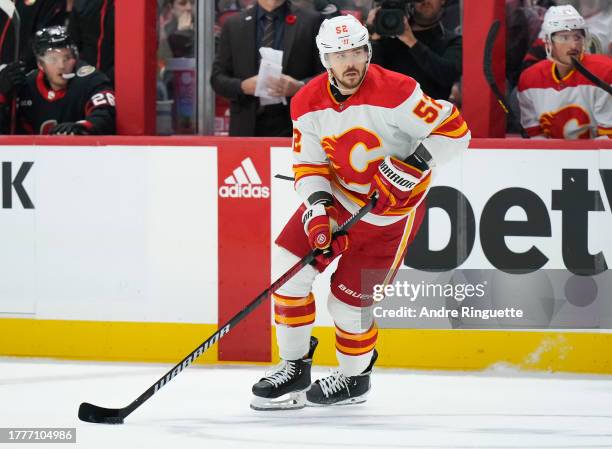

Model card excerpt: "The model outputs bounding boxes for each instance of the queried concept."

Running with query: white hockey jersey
[517,54,612,139]
[290,64,470,226]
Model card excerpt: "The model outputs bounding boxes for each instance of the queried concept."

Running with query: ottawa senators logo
[321,127,384,187]
[77,65,96,77]
[539,105,592,139]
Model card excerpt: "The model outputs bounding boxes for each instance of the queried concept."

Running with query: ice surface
[2,357,612,449]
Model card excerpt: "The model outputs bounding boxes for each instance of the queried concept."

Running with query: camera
[373,0,423,37]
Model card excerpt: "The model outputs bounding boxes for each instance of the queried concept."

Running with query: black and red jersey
[0,62,115,134]
[68,0,114,82]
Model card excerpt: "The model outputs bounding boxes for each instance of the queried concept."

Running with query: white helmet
[316,14,371,70]
[541,5,588,58]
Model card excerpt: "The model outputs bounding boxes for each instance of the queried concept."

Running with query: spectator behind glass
[367,0,462,101]
[517,5,612,139]
[159,0,195,58]
[68,0,115,84]
[579,0,612,55]
[210,0,323,137]
[329,0,370,21]
[440,0,460,34]
[0,0,66,70]
[217,0,256,10]
[0,26,115,135]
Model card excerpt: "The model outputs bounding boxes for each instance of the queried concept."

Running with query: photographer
[367,0,461,100]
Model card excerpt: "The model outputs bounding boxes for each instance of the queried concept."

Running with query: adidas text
[219,184,270,198]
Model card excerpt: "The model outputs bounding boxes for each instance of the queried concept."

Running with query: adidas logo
[219,157,270,199]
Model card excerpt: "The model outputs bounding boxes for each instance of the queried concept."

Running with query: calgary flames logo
[321,127,384,186]
[539,105,592,139]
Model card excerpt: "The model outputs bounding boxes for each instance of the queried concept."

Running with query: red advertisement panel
[217,141,272,362]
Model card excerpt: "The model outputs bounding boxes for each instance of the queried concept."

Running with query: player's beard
[332,64,367,93]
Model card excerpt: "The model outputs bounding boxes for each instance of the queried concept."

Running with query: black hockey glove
[0,61,27,95]
[50,122,89,135]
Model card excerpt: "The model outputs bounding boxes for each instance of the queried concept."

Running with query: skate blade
[306,393,369,407]
[250,391,306,411]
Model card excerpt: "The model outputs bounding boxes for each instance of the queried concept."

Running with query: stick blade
[78,402,125,424]
[0,0,15,18]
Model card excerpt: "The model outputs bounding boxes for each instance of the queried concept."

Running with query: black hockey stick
[78,195,377,425]
[483,20,530,138]
[571,56,612,95]
[9,7,20,135]
[275,174,295,181]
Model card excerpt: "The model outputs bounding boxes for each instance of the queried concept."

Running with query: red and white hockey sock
[274,292,316,361]
[335,323,378,376]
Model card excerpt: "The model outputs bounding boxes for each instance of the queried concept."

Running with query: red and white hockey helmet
[541,5,588,58]
[315,14,371,70]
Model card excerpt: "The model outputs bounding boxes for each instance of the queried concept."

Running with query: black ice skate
[250,336,318,411]
[306,349,378,406]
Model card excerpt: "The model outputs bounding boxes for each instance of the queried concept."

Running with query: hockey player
[517,5,612,139]
[251,14,470,410]
[0,26,115,135]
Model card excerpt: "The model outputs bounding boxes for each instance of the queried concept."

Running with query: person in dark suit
[210,0,322,137]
